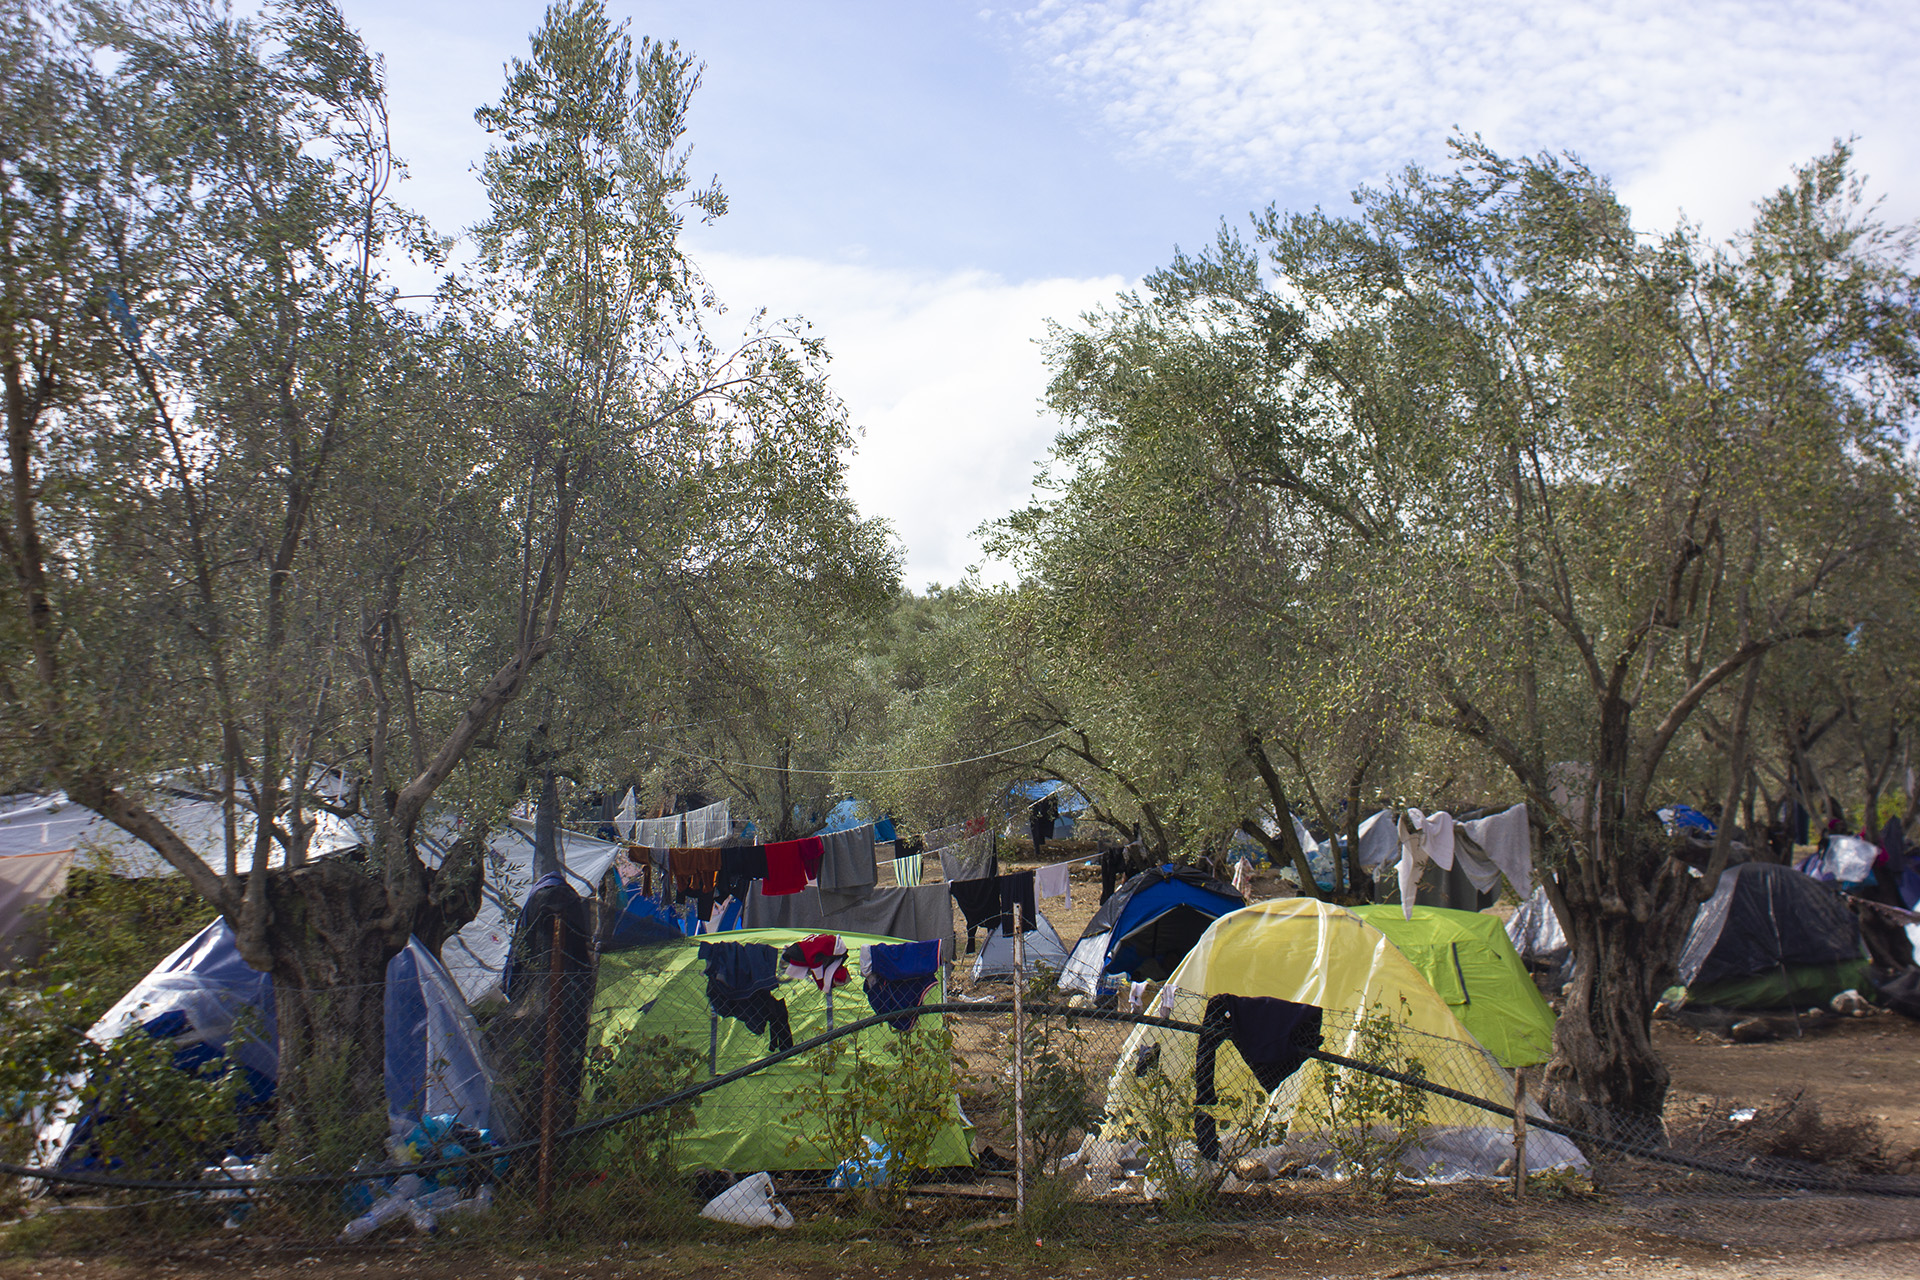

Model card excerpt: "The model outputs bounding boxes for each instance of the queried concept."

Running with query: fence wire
[4,935,1918,1256]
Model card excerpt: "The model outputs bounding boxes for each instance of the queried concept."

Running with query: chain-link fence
[5,926,1919,1256]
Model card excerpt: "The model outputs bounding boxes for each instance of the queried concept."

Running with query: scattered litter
[699,1172,794,1228]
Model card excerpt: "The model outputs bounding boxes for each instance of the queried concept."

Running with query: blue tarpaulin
[39,920,495,1171]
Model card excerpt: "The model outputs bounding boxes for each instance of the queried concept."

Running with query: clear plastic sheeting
[1505,884,1569,971]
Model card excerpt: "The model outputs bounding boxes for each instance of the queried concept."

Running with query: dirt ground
[0,1229,1913,1280]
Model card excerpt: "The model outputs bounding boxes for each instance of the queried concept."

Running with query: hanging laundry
[719,845,767,903]
[744,883,952,949]
[701,942,791,1052]
[1458,803,1533,895]
[1035,861,1071,905]
[615,788,638,842]
[818,824,877,895]
[1396,811,1425,920]
[670,846,722,918]
[1231,857,1251,897]
[891,852,923,888]
[938,837,995,885]
[1124,980,1148,1013]
[948,877,999,954]
[862,939,940,1032]
[783,934,849,990]
[1193,995,1322,1159]
[1100,846,1128,903]
[763,837,823,896]
[995,870,1037,937]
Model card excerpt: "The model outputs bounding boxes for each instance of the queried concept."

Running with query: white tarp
[0,792,359,878]
[429,818,622,1006]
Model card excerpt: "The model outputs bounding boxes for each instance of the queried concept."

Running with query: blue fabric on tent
[1662,805,1715,833]
[41,920,494,1171]
[813,799,864,835]
[602,888,688,951]
[875,817,896,843]
[1101,868,1243,978]
[384,941,495,1132]
[1008,782,1089,814]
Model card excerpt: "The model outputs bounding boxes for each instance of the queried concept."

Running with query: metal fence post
[1012,902,1027,1225]
[539,911,563,1219]
[1511,1066,1527,1200]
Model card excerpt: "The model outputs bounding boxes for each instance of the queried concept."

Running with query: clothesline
[635,730,1067,777]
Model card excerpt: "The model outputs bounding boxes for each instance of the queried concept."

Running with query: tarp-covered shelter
[432,817,623,1006]
[38,920,493,1172]
[584,929,972,1173]
[1505,884,1570,978]
[1350,905,1557,1068]
[0,791,360,877]
[1058,865,1244,997]
[1676,862,1870,1009]
[1084,899,1583,1183]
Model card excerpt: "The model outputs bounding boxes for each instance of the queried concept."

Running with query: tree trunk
[1541,824,1699,1141]
[255,860,411,1164]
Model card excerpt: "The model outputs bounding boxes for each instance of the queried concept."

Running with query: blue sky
[340,0,1920,588]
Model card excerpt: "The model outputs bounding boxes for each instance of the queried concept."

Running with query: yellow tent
[1091,899,1583,1183]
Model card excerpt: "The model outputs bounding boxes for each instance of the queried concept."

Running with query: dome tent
[970,909,1070,982]
[584,929,973,1173]
[1676,862,1870,1010]
[1057,864,1244,998]
[1349,905,1558,1068]
[1085,899,1584,1184]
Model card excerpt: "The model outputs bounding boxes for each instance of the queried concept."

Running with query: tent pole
[1012,903,1027,1225]
[538,911,563,1220]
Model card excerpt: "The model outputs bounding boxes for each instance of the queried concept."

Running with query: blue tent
[39,921,494,1172]
[1009,782,1089,839]
[1057,864,1244,997]
[810,798,895,842]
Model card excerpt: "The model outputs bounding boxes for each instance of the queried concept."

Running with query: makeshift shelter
[0,790,359,877]
[1084,899,1583,1183]
[1505,885,1570,978]
[38,920,493,1172]
[1058,865,1244,997]
[1675,862,1870,1010]
[432,817,623,1005]
[583,929,972,1173]
[1349,905,1557,1068]
[1006,782,1089,840]
[970,909,1070,982]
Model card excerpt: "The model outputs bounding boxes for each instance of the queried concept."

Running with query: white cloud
[1008,0,1920,238]
[692,248,1128,590]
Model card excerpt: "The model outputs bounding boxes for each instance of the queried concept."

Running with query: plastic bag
[699,1172,795,1229]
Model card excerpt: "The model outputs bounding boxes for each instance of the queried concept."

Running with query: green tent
[583,929,973,1173]
[1350,905,1557,1068]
